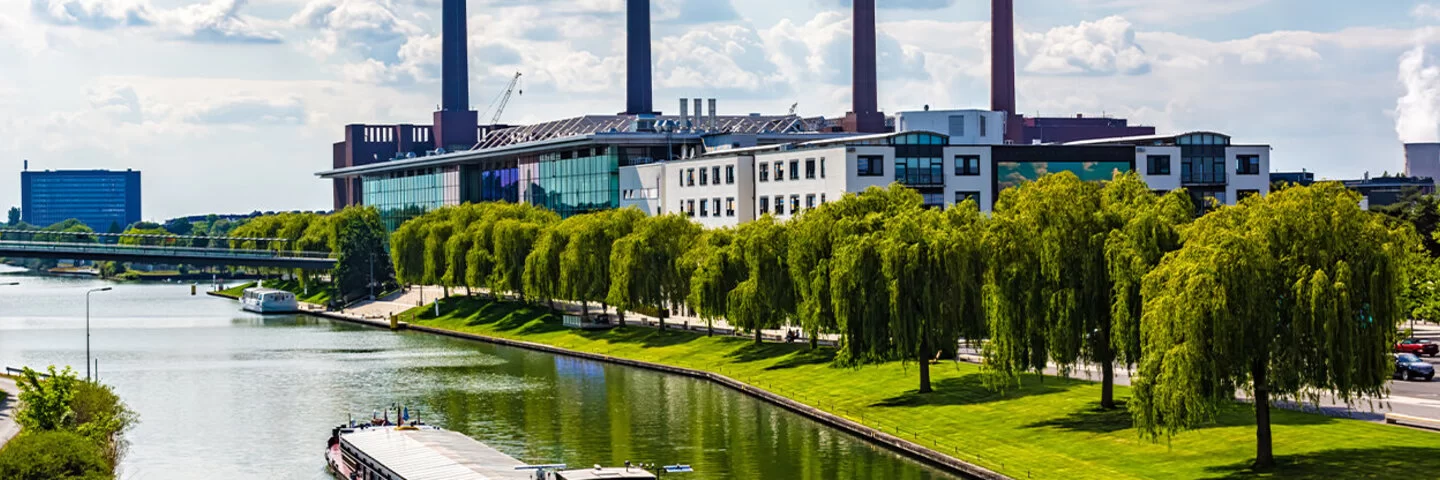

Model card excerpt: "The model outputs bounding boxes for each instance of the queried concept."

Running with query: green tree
[332,207,395,303]
[15,366,79,431]
[686,229,742,335]
[727,216,795,344]
[1132,183,1414,470]
[390,217,431,286]
[6,206,18,226]
[787,202,839,347]
[163,217,194,236]
[608,214,702,330]
[561,209,644,316]
[118,227,176,247]
[491,219,544,298]
[0,431,111,480]
[524,222,571,309]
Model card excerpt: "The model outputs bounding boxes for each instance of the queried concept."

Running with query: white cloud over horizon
[0,0,1436,219]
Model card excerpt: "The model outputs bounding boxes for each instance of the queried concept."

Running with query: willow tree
[491,218,544,299]
[983,172,1114,406]
[608,214,702,330]
[686,229,742,336]
[1102,172,1193,403]
[561,209,645,317]
[390,217,431,286]
[879,207,971,393]
[524,222,570,309]
[828,185,927,365]
[1133,183,1414,470]
[727,216,795,344]
[788,203,839,347]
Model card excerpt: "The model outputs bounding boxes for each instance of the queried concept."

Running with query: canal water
[0,267,954,480]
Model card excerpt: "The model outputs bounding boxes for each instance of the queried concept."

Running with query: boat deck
[341,427,533,480]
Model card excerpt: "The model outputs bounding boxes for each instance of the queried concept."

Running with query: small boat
[327,408,658,480]
[240,288,299,314]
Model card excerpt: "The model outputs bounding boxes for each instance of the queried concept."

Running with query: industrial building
[318,0,1263,229]
[20,164,142,231]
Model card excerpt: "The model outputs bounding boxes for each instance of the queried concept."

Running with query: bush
[0,431,111,480]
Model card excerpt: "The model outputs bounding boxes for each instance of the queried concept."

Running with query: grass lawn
[216,280,331,304]
[405,296,1440,480]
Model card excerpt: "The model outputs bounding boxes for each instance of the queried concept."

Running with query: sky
[3,0,1440,220]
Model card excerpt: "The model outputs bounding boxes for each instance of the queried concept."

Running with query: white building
[618,130,1271,228]
[893,109,1007,146]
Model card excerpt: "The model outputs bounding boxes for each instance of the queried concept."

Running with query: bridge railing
[0,240,335,260]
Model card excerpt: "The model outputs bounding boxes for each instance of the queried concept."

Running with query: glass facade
[20,170,141,231]
[1178,133,1230,184]
[363,167,460,231]
[462,162,520,203]
[891,132,947,188]
[995,161,1131,193]
[526,147,619,217]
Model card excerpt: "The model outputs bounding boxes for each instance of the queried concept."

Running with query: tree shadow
[1024,401,1135,433]
[1199,447,1440,479]
[871,373,1072,407]
[765,347,837,371]
[573,325,705,349]
[724,342,806,364]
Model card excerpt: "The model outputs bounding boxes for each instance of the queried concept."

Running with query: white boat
[241,288,299,314]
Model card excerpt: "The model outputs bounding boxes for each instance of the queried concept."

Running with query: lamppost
[86,287,112,381]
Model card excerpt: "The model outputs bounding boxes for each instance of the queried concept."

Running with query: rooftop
[340,427,532,480]
[475,114,822,150]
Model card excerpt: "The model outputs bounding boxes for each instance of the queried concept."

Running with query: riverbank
[394,296,1439,480]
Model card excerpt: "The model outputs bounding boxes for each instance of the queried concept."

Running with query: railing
[0,240,335,260]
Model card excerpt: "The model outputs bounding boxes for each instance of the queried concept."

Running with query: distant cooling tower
[1405,143,1440,184]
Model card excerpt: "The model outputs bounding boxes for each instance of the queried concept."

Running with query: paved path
[0,376,19,448]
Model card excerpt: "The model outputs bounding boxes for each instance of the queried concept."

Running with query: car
[1394,353,1435,382]
[1394,338,1439,357]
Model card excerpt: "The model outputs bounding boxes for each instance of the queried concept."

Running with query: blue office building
[20,169,142,231]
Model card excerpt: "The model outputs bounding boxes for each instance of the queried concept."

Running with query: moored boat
[241,288,299,314]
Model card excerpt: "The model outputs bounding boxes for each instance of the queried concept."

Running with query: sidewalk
[0,376,19,448]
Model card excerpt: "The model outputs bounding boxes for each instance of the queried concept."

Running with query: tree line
[388,171,1421,470]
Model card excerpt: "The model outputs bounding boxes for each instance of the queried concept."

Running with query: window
[1147,155,1172,175]
[687,169,695,187]
[789,160,799,180]
[806,194,816,209]
[760,196,770,214]
[896,157,946,186]
[774,196,785,215]
[726,197,736,217]
[775,161,785,181]
[726,165,735,184]
[678,171,684,188]
[979,115,988,137]
[700,199,708,217]
[713,198,721,217]
[678,200,684,214]
[790,195,800,214]
[948,115,965,137]
[955,191,980,204]
[820,193,826,204]
[700,167,708,186]
[760,163,769,182]
[806,159,816,179]
[954,155,981,176]
[820,158,826,178]
[687,199,696,217]
[858,155,884,176]
[712,166,721,185]
[1237,155,1260,175]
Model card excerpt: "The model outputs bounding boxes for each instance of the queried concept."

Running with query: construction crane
[788,102,798,116]
[480,72,523,125]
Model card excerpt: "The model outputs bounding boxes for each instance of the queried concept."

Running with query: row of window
[1145,155,1262,176]
[622,188,660,200]
[759,193,828,216]
[856,155,983,179]
[759,158,825,182]
[681,165,737,187]
[682,197,737,218]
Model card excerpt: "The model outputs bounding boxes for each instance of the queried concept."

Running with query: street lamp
[86,287,112,381]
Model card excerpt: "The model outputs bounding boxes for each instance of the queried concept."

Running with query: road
[0,375,18,448]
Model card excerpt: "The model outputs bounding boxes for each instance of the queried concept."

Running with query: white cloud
[1022,16,1149,75]
[1396,45,1440,143]
[29,0,152,29]
[158,0,283,44]
[1414,4,1440,20]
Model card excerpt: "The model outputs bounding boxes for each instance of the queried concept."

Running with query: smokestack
[625,0,656,115]
[845,0,884,133]
[432,0,478,149]
[694,98,704,130]
[991,0,1023,144]
[680,98,689,128]
[708,98,717,131]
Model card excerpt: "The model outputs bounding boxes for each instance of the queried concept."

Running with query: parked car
[1395,338,1439,357]
[1394,353,1435,382]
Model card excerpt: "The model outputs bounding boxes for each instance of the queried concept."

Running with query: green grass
[404,296,1440,480]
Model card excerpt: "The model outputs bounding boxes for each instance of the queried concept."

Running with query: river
[0,267,954,480]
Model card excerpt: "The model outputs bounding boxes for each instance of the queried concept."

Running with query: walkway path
[0,376,19,448]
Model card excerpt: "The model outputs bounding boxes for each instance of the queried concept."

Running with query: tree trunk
[582,301,589,318]
[918,339,933,394]
[659,311,667,331]
[618,310,626,327]
[754,328,763,345]
[1252,357,1274,471]
[1101,361,1116,409]
[809,332,818,350]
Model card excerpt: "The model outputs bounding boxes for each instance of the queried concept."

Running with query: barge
[327,418,657,480]
[241,287,300,314]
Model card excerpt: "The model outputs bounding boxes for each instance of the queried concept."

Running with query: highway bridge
[0,240,336,270]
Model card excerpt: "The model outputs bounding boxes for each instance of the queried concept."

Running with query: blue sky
[2,0,1439,219]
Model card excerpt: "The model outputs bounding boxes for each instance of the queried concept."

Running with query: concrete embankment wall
[208,292,1008,480]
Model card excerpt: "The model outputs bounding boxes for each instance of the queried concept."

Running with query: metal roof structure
[474,114,821,150]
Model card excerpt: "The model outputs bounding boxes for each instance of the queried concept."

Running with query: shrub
[0,431,111,480]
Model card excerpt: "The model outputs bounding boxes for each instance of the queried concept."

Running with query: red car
[1395,338,1439,357]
